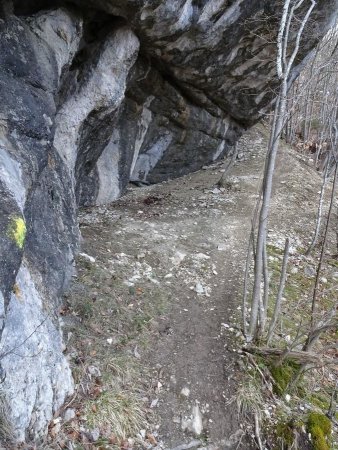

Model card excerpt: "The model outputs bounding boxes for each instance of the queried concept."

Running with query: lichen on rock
[7,216,26,249]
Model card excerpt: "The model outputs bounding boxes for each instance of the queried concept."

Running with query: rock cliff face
[0,0,337,443]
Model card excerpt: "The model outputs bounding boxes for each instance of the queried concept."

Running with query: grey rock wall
[0,0,337,444]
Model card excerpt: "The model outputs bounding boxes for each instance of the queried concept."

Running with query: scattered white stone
[195,283,205,294]
[217,243,227,251]
[320,277,328,283]
[211,188,221,194]
[90,428,100,442]
[150,399,159,408]
[181,403,203,436]
[285,394,291,403]
[290,267,298,274]
[171,251,186,266]
[195,253,210,260]
[134,346,141,359]
[87,365,101,377]
[107,338,113,345]
[64,408,76,423]
[180,387,190,398]
[139,429,146,439]
[221,323,230,328]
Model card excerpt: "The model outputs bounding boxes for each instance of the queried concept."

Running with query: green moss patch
[269,360,301,396]
[307,412,332,450]
[276,421,295,447]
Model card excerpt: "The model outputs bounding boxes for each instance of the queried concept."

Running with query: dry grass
[0,390,15,446]
[236,376,264,420]
[84,388,145,441]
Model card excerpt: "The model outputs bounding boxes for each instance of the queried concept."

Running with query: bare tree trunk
[305,160,330,255]
[247,0,316,342]
[267,238,290,345]
[309,163,338,328]
[261,235,269,333]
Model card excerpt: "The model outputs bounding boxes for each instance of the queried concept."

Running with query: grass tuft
[85,388,145,441]
[235,376,264,418]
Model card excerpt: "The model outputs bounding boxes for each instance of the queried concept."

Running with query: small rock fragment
[194,283,204,294]
[90,428,100,442]
[211,188,221,194]
[180,387,190,398]
[134,346,141,359]
[139,429,146,439]
[88,365,101,377]
[195,253,210,260]
[181,402,203,436]
[64,408,76,423]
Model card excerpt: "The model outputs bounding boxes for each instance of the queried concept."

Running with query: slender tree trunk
[267,238,290,345]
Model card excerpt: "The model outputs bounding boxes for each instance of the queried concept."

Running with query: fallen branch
[243,346,338,367]
[254,413,264,450]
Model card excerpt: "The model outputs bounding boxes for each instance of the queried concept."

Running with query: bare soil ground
[52,124,337,450]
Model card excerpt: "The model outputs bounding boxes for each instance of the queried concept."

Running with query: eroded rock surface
[0,0,337,443]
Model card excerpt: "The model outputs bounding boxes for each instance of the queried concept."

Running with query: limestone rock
[0,0,337,443]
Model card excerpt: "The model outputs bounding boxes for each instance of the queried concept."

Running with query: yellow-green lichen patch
[7,216,26,249]
[307,412,332,450]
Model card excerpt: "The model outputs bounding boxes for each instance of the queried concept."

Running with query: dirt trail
[62,124,325,450]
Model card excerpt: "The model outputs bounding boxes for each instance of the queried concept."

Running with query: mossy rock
[307,412,332,450]
[269,360,301,396]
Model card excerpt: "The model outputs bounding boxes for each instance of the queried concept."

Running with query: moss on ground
[307,412,332,450]
[276,421,295,447]
[269,360,301,396]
